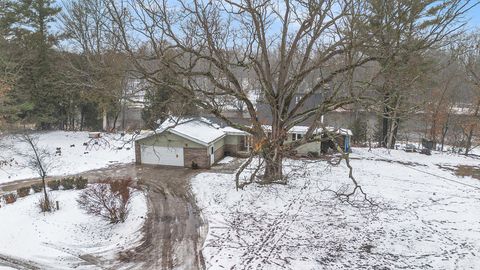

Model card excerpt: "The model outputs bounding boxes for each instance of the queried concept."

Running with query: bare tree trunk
[440,125,448,151]
[262,114,285,181]
[42,175,50,210]
[387,117,399,149]
[465,127,474,155]
[465,100,479,156]
[22,134,51,211]
[80,107,85,131]
[387,96,401,149]
[102,108,108,131]
[111,111,120,132]
[381,92,390,148]
[263,146,283,182]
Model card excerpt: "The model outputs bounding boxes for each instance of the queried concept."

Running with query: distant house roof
[262,125,352,136]
[256,92,324,126]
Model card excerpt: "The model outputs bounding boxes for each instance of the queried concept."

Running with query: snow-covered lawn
[0,131,135,184]
[0,189,147,269]
[192,148,480,269]
[217,156,235,165]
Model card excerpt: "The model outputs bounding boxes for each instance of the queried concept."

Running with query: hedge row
[1,176,89,206]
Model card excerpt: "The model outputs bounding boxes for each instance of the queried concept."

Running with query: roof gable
[156,118,226,146]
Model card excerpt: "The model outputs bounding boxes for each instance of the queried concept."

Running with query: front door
[210,146,215,165]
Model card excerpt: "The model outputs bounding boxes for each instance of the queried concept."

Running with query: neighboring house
[135,117,352,168]
[256,92,324,126]
[263,125,352,155]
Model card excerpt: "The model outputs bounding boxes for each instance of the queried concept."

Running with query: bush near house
[61,177,75,190]
[17,187,30,197]
[47,180,61,190]
[3,193,17,204]
[74,177,88,189]
[31,183,43,193]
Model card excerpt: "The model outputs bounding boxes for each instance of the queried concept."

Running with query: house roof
[137,117,350,146]
[155,118,226,146]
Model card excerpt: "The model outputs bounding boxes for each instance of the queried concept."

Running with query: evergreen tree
[4,0,61,128]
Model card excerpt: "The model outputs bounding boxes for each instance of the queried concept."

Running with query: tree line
[1,0,479,181]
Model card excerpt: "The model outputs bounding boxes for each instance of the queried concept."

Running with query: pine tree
[5,0,61,128]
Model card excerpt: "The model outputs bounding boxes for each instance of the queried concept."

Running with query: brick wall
[135,142,141,164]
[184,147,209,168]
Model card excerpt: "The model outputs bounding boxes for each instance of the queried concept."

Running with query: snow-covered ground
[0,131,135,184]
[192,148,480,269]
[217,156,235,165]
[0,189,147,269]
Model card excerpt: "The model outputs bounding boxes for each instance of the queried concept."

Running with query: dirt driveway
[79,164,207,270]
[0,164,207,270]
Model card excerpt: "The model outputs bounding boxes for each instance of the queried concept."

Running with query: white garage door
[141,145,184,166]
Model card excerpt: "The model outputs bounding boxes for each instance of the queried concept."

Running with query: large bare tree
[103,0,377,183]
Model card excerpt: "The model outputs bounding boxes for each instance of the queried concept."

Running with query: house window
[211,146,214,154]
[292,133,303,141]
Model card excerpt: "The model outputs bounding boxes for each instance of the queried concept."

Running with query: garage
[140,146,184,166]
[135,118,229,168]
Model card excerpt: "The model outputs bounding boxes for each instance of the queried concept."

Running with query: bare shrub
[61,177,75,190]
[17,187,30,197]
[77,178,134,224]
[74,176,88,189]
[3,193,17,204]
[38,194,56,212]
[31,183,43,193]
[47,180,61,190]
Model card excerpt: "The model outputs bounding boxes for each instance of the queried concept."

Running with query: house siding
[224,143,238,155]
[214,145,225,163]
[296,142,321,155]
[224,135,243,155]
[184,148,209,168]
[137,131,204,148]
[211,138,225,164]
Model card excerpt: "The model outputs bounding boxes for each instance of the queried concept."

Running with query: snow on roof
[221,126,248,135]
[290,126,311,134]
[155,118,226,146]
[262,125,352,136]
[134,130,155,141]
[138,117,351,144]
[322,127,353,136]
